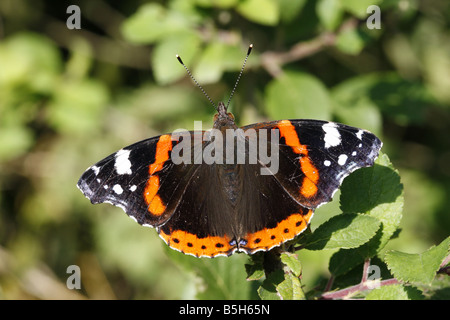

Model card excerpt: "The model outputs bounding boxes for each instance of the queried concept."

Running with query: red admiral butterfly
[77,45,382,258]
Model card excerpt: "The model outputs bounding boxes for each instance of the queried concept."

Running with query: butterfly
[77,45,382,257]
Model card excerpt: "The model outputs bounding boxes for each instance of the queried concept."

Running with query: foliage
[0,0,449,300]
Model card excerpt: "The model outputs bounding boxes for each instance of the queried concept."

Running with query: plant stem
[321,259,401,300]
[321,278,400,300]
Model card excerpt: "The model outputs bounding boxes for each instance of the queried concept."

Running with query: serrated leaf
[280,252,302,277]
[257,270,284,300]
[384,237,450,285]
[236,0,279,26]
[245,253,265,281]
[304,213,380,250]
[365,284,424,300]
[340,153,403,248]
[329,154,404,276]
[277,273,305,300]
[265,71,331,120]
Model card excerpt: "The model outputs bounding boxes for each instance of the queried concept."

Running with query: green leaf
[339,0,382,18]
[340,153,403,247]
[236,0,279,26]
[336,28,369,55]
[277,273,305,300]
[0,32,61,90]
[166,248,254,299]
[265,71,331,120]
[317,0,343,31]
[304,213,381,250]
[279,0,307,23]
[0,125,34,161]
[121,3,195,44]
[329,154,404,276]
[332,72,431,125]
[257,270,284,300]
[280,252,302,277]
[365,284,424,300]
[47,79,109,134]
[384,236,450,285]
[152,32,202,85]
[193,42,248,84]
[257,254,305,300]
[245,253,265,281]
[194,0,239,8]
[94,213,191,299]
[331,77,382,136]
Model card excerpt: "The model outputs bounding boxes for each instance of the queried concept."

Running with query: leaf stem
[437,253,450,275]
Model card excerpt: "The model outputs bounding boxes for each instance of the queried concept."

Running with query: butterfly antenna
[226,43,253,109]
[176,54,217,110]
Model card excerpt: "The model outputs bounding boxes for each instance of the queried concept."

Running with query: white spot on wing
[356,130,364,140]
[114,149,132,175]
[91,165,100,176]
[324,160,331,167]
[322,122,341,149]
[338,154,348,165]
[129,185,137,192]
[113,184,123,194]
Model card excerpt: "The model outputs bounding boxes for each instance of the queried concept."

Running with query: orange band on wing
[144,135,173,216]
[243,209,313,253]
[149,135,173,174]
[149,195,166,216]
[278,120,308,155]
[144,175,166,216]
[277,120,319,198]
[159,229,234,257]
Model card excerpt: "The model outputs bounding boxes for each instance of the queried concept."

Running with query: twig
[260,18,358,78]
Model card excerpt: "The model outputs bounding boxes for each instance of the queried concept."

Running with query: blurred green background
[0,0,449,299]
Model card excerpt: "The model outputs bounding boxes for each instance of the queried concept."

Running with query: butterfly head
[213,101,236,130]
